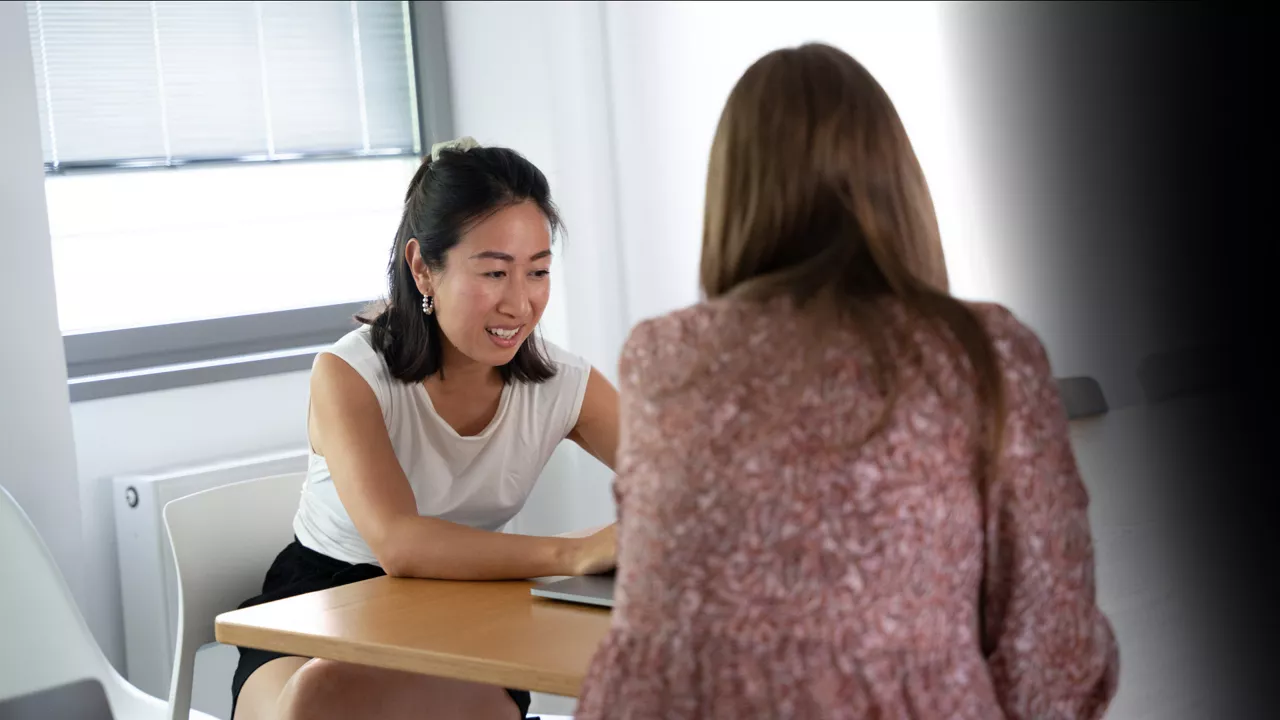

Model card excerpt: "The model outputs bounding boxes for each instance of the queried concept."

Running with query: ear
[405,238,435,296]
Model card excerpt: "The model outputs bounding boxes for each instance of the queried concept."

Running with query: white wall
[443,0,624,542]
[603,1,990,323]
[936,3,1176,408]
[0,0,85,613]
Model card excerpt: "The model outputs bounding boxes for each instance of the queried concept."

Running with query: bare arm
[567,366,620,471]
[557,366,622,574]
[309,353,594,580]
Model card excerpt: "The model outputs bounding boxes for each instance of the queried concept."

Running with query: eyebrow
[469,250,552,262]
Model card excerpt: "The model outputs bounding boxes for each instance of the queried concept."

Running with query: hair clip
[430,136,481,161]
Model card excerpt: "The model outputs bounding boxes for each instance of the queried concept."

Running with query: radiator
[112,448,309,711]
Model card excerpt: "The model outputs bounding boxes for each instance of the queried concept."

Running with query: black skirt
[230,537,532,719]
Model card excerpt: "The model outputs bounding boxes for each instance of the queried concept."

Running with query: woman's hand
[564,523,617,575]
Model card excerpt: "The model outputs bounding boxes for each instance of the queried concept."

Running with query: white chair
[0,484,217,719]
[162,472,304,720]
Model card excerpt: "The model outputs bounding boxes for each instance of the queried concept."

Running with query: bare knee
[276,659,352,720]
[276,658,521,720]
[234,656,309,720]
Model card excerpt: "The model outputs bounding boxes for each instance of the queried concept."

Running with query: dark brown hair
[361,145,562,384]
[700,43,1005,475]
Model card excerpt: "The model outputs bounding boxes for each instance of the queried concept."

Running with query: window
[24,1,454,401]
[28,0,420,169]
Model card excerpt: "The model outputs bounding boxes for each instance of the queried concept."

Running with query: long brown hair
[701,43,1005,479]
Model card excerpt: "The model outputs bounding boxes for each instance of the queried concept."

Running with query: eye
[531,269,550,279]
[485,271,507,279]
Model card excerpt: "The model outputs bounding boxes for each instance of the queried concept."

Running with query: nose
[498,275,532,318]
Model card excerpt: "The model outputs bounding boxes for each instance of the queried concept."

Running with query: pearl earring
[422,295,434,315]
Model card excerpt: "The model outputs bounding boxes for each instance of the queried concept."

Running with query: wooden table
[214,576,613,697]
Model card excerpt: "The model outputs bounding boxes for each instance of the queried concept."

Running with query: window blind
[26,0,419,170]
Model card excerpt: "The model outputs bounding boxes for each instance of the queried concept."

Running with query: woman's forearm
[378,513,581,580]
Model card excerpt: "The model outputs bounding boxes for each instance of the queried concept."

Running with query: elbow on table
[367,521,417,579]
[380,552,415,579]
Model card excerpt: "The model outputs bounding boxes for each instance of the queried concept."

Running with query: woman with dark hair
[575,44,1119,719]
[230,138,619,720]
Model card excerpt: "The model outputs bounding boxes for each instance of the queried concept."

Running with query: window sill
[67,344,323,402]
[63,300,368,403]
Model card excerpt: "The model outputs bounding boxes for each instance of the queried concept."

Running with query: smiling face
[408,200,552,372]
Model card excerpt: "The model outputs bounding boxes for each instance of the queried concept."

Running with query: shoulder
[317,325,384,372]
[961,301,1065,432]
[618,300,749,397]
[619,305,696,369]
[330,323,378,355]
[313,325,397,402]
[528,336,592,397]
[538,336,591,374]
[520,337,594,437]
[963,301,1055,378]
[619,302,707,367]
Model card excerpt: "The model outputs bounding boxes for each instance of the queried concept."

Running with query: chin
[480,344,522,366]
[470,329,534,368]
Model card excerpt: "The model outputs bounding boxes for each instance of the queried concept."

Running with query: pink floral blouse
[574,296,1119,719]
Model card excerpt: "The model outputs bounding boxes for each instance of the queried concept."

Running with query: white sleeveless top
[293,324,592,565]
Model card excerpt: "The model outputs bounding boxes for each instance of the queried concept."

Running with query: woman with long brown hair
[574,43,1119,718]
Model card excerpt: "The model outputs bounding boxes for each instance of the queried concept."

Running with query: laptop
[530,572,615,608]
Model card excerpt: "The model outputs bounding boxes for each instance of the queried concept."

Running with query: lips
[485,324,524,349]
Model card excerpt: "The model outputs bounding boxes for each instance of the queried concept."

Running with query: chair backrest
[0,484,112,703]
[1057,375,1108,420]
[0,484,175,719]
[161,472,304,720]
